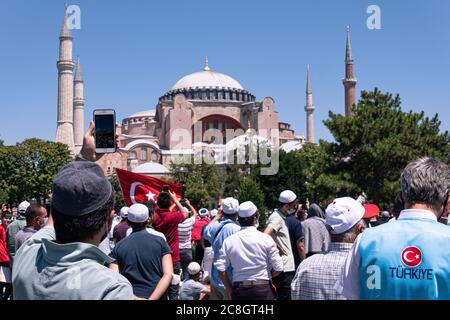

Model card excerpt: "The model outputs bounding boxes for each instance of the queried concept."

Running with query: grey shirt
[302,216,330,255]
[12,227,133,300]
[6,218,26,258]
[14,227,37,252]
[179,279,205,300]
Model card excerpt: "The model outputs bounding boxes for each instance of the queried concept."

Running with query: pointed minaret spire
[345,26,353,63]
[60,4,72,39]
[306,64,312,94]
[203,56,210,71]
[305,65,315,144]
[342,26,357,117]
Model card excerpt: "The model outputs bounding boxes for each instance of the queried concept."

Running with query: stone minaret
[342,26,357,117]
[304,65,315,144]
[73,56,84,153]
[56,7,75,153]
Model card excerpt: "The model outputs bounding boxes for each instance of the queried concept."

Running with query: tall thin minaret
[73,56,84,153]
[56,6,75,153]
[304,65,315,144]
[342,26,357,117]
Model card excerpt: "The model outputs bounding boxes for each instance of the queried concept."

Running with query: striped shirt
[178,217,195,249]
[291,242,353,300]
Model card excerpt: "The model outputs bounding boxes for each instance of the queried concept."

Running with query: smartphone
[162,185,169,192]
[93,109,116,153]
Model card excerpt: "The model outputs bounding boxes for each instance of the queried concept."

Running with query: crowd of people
[0,123,449,300]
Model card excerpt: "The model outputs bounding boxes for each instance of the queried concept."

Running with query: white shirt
[335,209,438,300]
[126,226,166,241]
[214,226,283,283]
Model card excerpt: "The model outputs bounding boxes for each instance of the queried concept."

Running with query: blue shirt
[287,215,304,267]
[110,228,172,299]
[203,219,240,287]
[338,209,450,300]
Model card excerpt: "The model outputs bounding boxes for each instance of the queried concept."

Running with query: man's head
[51,161,114,244]
[17,201,30,217]
[199,208,208,218]
[400,157,450,218]
[127,203,150,230]
[278,190,299,215]
[221,197,239,219]
[187,262,202,281]
[325,197,366,243]
[119,206,129,221]
[238,201,259,227]
[157,191,171,209]
[1,212,12,228]
[25,203,47,230]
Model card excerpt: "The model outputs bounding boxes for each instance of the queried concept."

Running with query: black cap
[52,160,113,216]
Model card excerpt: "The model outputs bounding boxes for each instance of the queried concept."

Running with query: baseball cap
[52,160,113,216]
[18,201,31,215]
[279,190,297,204]
[325,197,365,234]
[199,208,208,217]
[238,201,258,218]
[222,197,239,215]
[187,262,201,275]
[363,204,380,219]
[120,206,129,218]
[128,203,149,223]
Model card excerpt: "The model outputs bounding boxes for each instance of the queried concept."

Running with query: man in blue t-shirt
[110,203,173,300]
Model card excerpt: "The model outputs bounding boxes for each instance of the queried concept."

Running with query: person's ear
[108,210,114,229]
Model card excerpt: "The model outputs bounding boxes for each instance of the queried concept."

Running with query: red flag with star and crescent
[115,168,183,207]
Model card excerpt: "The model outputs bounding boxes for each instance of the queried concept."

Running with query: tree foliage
[0,139,71,204]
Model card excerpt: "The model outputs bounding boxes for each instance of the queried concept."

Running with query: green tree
[237,178,267,226]
[170,162,223,208]
[0,139,71,204]
[110,174,125,213]
[319,88,450,207]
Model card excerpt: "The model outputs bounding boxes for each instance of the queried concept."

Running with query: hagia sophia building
[55,10,357,177]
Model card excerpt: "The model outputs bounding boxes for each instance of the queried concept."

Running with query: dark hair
[143,200,156,217]
[2,212,12,220]
[157,192,171,209]
[128,220,148,230]
[52,193,114,243]
[25,204,43,225]
[238,213,259,227]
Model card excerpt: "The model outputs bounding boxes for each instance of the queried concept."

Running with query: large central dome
[171,58,244,91]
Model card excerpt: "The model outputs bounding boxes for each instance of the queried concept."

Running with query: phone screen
[94,113,115,149]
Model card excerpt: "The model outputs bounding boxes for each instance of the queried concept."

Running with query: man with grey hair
[336,157,450,300]
[291,197,366,300]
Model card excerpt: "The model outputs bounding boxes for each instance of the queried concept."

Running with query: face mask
[39,217,48,229]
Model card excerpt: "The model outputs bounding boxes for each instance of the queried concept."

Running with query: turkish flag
[115,168,183,207]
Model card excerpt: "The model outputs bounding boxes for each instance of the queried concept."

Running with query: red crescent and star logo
[129,182,156,204]
[401,246,422,267]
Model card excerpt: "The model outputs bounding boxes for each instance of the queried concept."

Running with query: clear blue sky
[1,0,449,145]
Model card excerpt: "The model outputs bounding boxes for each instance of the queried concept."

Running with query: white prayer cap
[127,203,149,223]
[18,201,30,214]
[238,201,258,218]
[199,208,208,217]
[279,190,297,204]
[187,262,201,275]
[325,197,365,234]
[222,197,239,215]
[210,209,218,217]
[120,206,129,218]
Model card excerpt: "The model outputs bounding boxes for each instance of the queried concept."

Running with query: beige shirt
[267,209,295,272]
